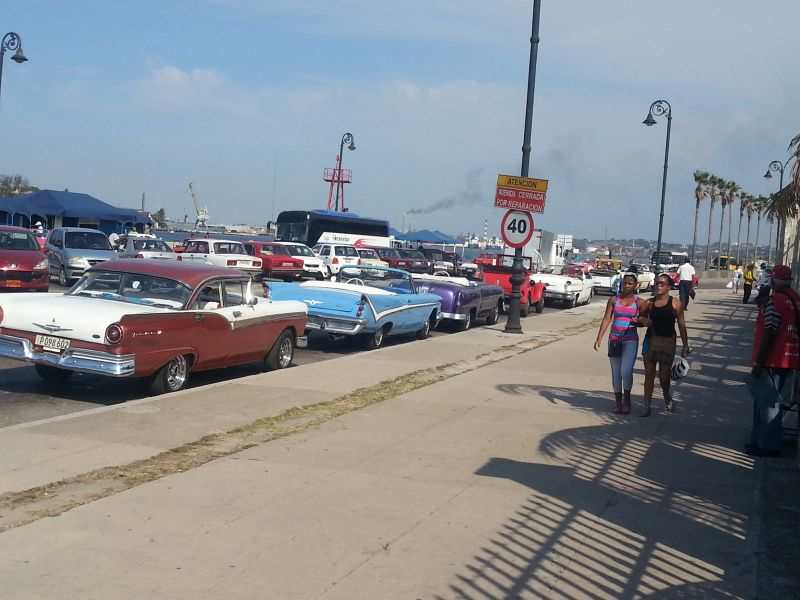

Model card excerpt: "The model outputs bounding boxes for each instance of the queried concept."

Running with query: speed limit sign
[500,210,535,248]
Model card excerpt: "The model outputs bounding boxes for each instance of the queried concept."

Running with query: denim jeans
[748,369,791,452]
[609,339,639,393]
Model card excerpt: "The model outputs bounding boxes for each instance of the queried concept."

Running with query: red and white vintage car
[0,260,307,394]
[0,226,49,292]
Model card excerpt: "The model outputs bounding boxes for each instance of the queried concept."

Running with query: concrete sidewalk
[0,289,793,599]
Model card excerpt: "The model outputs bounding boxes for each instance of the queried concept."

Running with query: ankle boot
[614,392,623,414]
[622,390,632,414]
[640,397,651,417]
[663,390,673,413]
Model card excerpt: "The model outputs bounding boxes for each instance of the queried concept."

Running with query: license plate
[282,262,293,267]
[296,335,308,348]
[5,280,22,287]
[34,335,71,352]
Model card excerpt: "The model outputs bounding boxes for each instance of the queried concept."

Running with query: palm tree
[691,171,709,263]
[744,194,755,264]
[717,176,729,269]
[765,202,775,264]
[736,190,747,264]
[704,175,721,269]
[726,181,740,261]
[753,197,766,263]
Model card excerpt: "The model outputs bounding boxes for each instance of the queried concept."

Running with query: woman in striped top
[594,273,647,413]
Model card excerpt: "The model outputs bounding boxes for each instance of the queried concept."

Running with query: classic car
[626,263,655,291]
[268,265,441,350]
[178,239,262,278]
[310,243,360,277]
[590,268,618,295]
[356,247,389,269]
[0,226,49,292]
[418,248,459,275]
[535,269,593,307]
[477,254,546,316]
[368,246,415,271]
[244,240,305,280]
[47,227,117,286]
[396,249,433,274]
[117,236,179,260]
[270,242,327,279]
[0,260,307,395]
[411,273,503,330]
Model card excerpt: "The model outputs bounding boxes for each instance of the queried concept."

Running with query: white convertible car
[534,270,593,308]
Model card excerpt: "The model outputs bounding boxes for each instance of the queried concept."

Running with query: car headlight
[68,257,87,266]
[34,258,49,270]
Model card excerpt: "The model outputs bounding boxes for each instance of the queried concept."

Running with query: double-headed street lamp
[764,160,785,262]
[642,99,672,263]
[333,132,356,212]
[0,32,28,101]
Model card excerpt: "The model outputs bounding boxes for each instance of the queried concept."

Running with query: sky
[1,0,798,243]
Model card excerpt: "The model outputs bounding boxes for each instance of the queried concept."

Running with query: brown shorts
[645,335,676,366]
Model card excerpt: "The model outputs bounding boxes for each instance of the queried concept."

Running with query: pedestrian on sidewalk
[755,263,772,308]
[746,264,799,457]
[743,264,755,303]
[594,273,645,414]
[677,257,695,310]
[733,266,743,294]
[639,273,690,416]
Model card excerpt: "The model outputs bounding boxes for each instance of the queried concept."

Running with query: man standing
[743,264,755,303]
[747,264,799,456]
[677,258,695,310]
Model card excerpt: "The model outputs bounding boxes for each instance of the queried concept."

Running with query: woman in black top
[639,273,690,416]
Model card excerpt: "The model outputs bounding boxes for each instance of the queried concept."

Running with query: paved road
[0,286,603,428]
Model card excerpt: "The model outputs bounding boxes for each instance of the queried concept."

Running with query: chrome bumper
[305,315,367,335]
[0,334,136,377]
[440,311,468,321]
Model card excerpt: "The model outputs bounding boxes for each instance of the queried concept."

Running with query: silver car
[117,237,178,260]
[47,227,116,286]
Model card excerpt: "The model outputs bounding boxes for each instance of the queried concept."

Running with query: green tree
[152,208,167,227]
[0,174,39,196]
[691,170,709,263]
[704,175,722,269]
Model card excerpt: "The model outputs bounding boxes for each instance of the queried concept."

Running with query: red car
[0,226,49,292]
[368,247,432,273]
[477,254,546,316]
[0,260,307,395]
[244,241,304,280]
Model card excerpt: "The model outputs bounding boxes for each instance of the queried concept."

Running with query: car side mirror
[248,296,258,306]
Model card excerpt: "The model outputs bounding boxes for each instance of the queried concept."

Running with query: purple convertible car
[412,274,504,331]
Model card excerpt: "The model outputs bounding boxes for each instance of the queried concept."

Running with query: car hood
[268,281,367,315]
[0,250,47,270]
[0,294,171,343]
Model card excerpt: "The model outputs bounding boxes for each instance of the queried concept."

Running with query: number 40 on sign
[500,210,535,249]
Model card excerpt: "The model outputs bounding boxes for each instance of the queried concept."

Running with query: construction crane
[188,182,209,230]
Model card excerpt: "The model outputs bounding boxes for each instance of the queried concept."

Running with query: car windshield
[284,245,314,257]
[69,271,192,309]
[133,240,171,252]
[334,246,358,257]
[398,249,425,259]
[376,248,400,259]
[262,245,290,255]
[65,231,112,250]
[0,231,39,251]
[336,266,413,293]
[593,269,616,277]
[357,249,378,259]
[214,242,246,255]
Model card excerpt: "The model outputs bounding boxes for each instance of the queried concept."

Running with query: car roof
[54,227,108,233]
[89,259,242,288]
[187,238,244,244]
[0,225,35,234]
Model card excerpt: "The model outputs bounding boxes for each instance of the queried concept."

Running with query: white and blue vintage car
[268,265,442,349]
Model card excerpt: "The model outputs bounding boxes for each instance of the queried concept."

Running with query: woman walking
[639,273,690,416]
[594,273,645,414]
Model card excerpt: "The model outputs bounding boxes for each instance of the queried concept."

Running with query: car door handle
[233,310,242,318]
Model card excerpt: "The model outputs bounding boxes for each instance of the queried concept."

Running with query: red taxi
[0,226,49,292]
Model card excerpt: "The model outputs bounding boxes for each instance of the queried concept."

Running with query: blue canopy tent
[395,229,457,244]
[0,190,150,234]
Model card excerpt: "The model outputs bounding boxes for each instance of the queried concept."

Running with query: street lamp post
[0,32,28,102]
[642,100,672,264]
[504,0,542,334]
[334,132,355,212]
[763,160,785,263]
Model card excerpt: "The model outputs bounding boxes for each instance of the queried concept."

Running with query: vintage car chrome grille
[0,271,40,281]
[87,259,108,266]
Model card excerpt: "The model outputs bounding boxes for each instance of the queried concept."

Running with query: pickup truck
[476,254,545,316]
[177,239,262,278]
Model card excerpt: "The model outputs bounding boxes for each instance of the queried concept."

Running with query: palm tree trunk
[768,220,774,264]
[726,202,733,263]
[736,207,744,264]
[745,215,752,264]
[705,201,715,270]
[690,199,701,263]
[717,202,726,268]
[754,214,762,262]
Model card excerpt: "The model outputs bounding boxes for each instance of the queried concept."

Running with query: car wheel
[58,267,68,287]
[416,315,433,339]
[535,298,545,314]
[264,329,295,371]
[364,327,385,350]
[458,310,473,332]
[150,355,189,395]
[35,364,73,385]
[486,302,500,325]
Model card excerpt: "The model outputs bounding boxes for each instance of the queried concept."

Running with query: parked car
[0,226,49,292]
[310,243,360,277]
[270,242,327,279]
[268,265,441,350]
[396,249,433,273]
[356,247,389,269]
[47,227,117,287]
[117,236,179,260]
[590,268,618,295]
[626,263,655,291]
[477,254,546,316]
[369,247,415,271]
[412,273,503,330]
[536,269,593,307]
[418,248,459,274]
[178,239,262,278]
[244,240,304,280]
[0,260,307,394]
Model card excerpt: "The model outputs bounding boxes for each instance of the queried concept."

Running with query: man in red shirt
[747,264,799,456]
